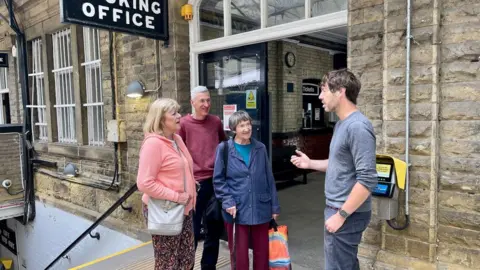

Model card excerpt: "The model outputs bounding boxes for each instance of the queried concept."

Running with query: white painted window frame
[82,27,104,147]
[188,0,347,86]
[0,67,8,125]
[52,29,76,144]
[27,38,48,142]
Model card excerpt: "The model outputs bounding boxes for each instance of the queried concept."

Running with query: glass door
[199,43,269,149]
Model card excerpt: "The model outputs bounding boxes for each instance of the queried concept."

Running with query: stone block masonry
[349,0,480,269]
[0,0,478,268]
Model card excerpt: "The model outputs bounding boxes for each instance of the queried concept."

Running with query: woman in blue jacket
[213,110,280,270]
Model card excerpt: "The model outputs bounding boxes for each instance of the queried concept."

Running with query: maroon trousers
[224,221,270,270]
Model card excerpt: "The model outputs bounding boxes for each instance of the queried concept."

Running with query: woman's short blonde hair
[143,98,180,135]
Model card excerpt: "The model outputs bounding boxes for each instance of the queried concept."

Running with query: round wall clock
[285,52,296,68]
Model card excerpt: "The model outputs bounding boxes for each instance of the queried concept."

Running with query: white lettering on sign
[119,0,130,8]
[139,0,148,12]
[132,13,142,27]
[113,8,123,22]
[98,5,109,19]
[105,0,157,12]
[83,3,95,17]
[79,1,162,30]
[152,2,161,14]
[303,86,315,93]
[302,83,319,95]
[146,16,154,29]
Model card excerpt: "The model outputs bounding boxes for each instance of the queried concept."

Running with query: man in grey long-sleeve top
[291,69,378,270]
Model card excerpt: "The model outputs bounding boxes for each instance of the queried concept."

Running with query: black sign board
[60,0,169,41]
[302,83,319,96]
[0,53,9,68]
[0,222,17,255]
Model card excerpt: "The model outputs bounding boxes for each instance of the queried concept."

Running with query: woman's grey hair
[229,110,252,131]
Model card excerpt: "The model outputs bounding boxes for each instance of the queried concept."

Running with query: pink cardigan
[137,133,196,215]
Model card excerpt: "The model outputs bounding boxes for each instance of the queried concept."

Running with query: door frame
[198,43,270,147]
[188,0,347,87]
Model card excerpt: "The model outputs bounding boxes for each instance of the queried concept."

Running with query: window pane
[312,0,346,17]
[52,29,76,144]
[268,0,305,27]
[200,0,224,41]
[231,0,260,35]
[82,27,104,146]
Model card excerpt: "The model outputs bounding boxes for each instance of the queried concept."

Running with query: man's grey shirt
[325,111,378,212]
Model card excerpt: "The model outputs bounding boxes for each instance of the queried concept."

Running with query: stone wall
[0,133,23,203]
[268,41,333,133]
[349,0,480,269]
[0,0,191,237]
[0,6,21,125]
[437,0,480,268]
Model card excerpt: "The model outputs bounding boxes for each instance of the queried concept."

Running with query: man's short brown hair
[321,69,361,105]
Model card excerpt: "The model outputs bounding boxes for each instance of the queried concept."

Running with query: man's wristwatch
[338,209,350,219]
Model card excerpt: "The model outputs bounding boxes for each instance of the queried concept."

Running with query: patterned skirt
[143,204,195,270]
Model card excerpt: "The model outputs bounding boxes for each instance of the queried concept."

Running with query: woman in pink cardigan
[137,98,197,270]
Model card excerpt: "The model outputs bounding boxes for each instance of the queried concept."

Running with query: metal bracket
[89,231,100,240]
[121,203,133,213]
[31,159,57,168]
[163,38,169,48]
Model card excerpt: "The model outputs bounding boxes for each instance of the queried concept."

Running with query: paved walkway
[72,172,327,270]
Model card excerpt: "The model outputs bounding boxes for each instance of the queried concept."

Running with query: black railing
[45,184,138,270]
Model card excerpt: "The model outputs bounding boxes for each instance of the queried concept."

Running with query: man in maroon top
[178,85,227,270]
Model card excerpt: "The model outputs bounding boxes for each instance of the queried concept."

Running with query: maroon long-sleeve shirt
[178,114,227,182]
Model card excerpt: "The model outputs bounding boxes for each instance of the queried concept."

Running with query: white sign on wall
[60,0,169,40]
[223,104,237,131]
[246,89,257,109]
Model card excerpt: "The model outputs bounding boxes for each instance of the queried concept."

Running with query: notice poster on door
[246,89,257,109]
[315,108,320,120]
[223,104,237,130]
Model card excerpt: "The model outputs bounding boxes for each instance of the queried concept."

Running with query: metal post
[405,0,412,216]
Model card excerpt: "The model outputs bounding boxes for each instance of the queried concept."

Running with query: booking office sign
[60,0,169,41]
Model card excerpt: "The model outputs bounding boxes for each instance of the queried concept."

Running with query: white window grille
[0,68,8,124]
[52,29,76,144]
[27,38,48,141]
[82,27,104,146]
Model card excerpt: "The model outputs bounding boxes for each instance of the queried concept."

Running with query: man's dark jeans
[324,206,371,270]
[194,178,224,270]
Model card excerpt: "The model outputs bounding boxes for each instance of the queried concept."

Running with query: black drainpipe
[6,0,35,223]
[107,31,119,191]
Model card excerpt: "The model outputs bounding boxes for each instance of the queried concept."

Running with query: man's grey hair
[191,85,209,100]
[229,110,252,131]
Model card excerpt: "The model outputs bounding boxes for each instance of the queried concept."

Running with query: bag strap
[176,143,187,193]
[223,141,229,179]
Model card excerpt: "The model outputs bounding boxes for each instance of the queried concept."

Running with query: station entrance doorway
[198,43,270,148]
[189,1,348,268]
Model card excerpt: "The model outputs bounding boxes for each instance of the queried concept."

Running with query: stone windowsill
[33,142,119,190]
[36,168,119,190]
[33,141,115,162]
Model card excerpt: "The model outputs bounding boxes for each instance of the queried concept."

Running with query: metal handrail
[45,184,138,270]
